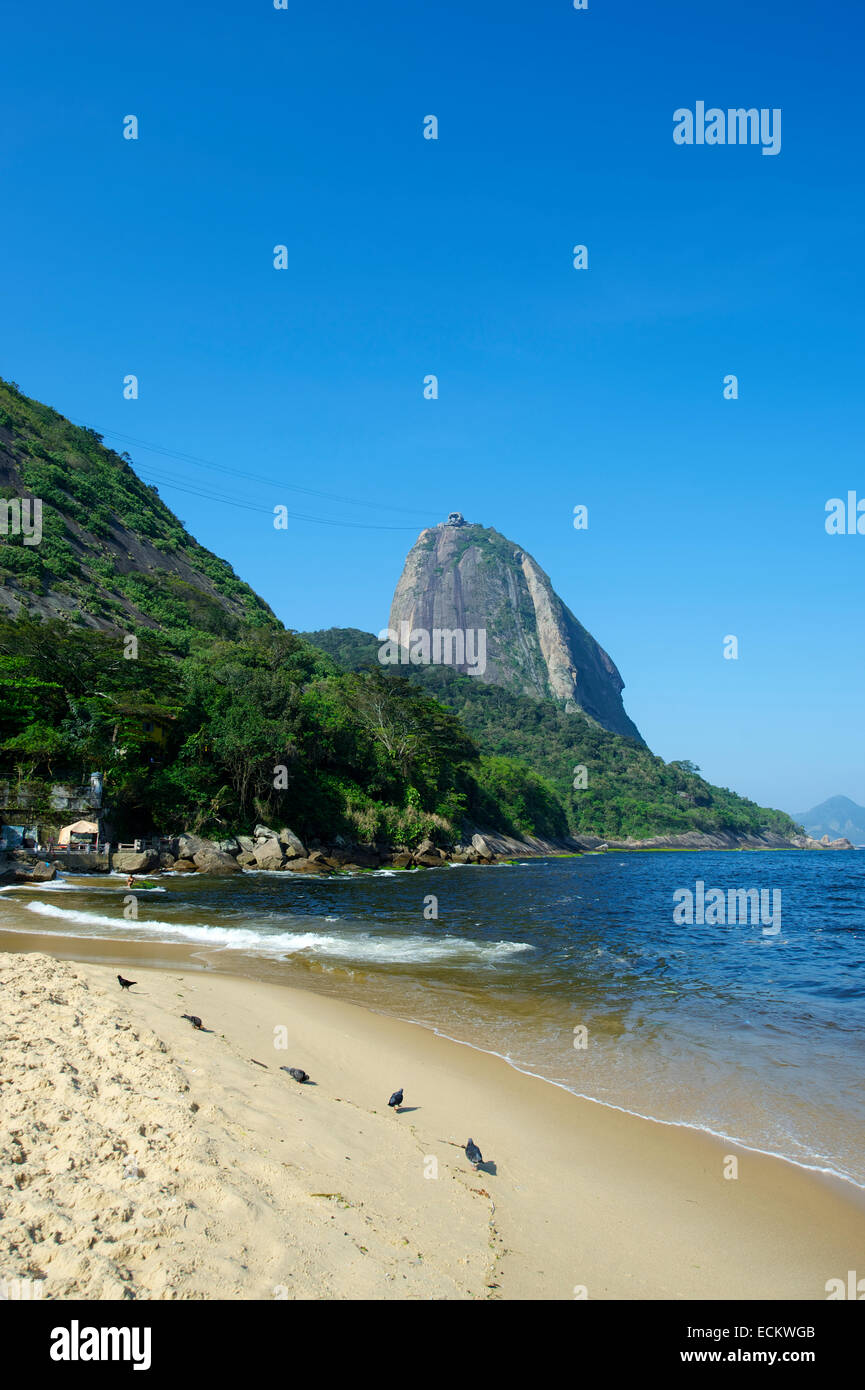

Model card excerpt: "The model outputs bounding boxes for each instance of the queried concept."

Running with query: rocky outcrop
[388,518,643,742]
[192,847,241,875]
[4,860,57,883]
[278,828,306,859]
[176,835,210,861]
[252,838,285,870]
[569,830,856,852]
[791,833,855,851]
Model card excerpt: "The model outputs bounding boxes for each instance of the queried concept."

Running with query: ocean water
[2,851,863,1187]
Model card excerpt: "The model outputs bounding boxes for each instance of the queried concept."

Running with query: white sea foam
[22,900,532,965]
[0,879,77,892]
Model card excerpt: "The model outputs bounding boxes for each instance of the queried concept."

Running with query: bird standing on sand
[182,1014,203,1029]
[388,1088,403,1113]
[283,1067,309,1083]
[117,975,136,990]
[465,1139,483,1170]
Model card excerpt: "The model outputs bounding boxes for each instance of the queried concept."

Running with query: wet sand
[2,931,864,1300]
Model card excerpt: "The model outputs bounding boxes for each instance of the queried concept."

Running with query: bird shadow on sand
[396,1106,421,1114]
[474,1160,497,1176]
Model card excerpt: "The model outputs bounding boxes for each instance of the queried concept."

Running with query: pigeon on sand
[465,1138,483,1170]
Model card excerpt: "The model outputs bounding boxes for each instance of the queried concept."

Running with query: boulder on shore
[6,860,57,883]
[471,834,494,860]
[170,858,197,872]
[285,856,336,874]
[253,838,285,869]
[193,847,241,875]
[277,828,306,859]
[177,834,211,861]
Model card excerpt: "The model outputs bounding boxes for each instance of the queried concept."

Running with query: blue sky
[1,0,863,814]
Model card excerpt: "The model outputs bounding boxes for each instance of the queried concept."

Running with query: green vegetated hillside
[0,615,500,845]
[0,377,278,650]
[0,379,496,845]
[0,376,800,848]
[300,628,802,842]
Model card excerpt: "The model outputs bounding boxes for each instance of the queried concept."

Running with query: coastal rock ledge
[115,821,856,878]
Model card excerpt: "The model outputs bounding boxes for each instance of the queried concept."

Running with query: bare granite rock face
[388,518,644,742]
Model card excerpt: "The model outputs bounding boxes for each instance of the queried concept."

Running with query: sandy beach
[2,936,865,1301]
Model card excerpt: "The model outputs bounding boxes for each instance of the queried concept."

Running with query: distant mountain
[388,514,644,743]
[792,796,865,844]
[0,377,277,648]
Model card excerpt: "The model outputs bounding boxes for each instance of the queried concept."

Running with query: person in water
[126,875,135,888]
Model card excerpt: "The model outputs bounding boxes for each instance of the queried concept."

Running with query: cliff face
[388,516,644,743]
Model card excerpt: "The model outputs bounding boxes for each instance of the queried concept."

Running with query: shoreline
[3,931,865,1300]
[3,919,864,1197]
[2,826,855,890]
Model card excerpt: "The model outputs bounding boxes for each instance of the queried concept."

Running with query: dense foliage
[0,616,562,844]
[301,629,802,841]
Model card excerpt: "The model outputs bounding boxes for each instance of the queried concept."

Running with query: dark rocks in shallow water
[284,857,332,874]
[4,859,57,883]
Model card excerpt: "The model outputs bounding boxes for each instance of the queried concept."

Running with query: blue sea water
[3,850,863,1186]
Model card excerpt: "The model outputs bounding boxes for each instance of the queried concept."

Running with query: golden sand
[2,945,864,1300]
